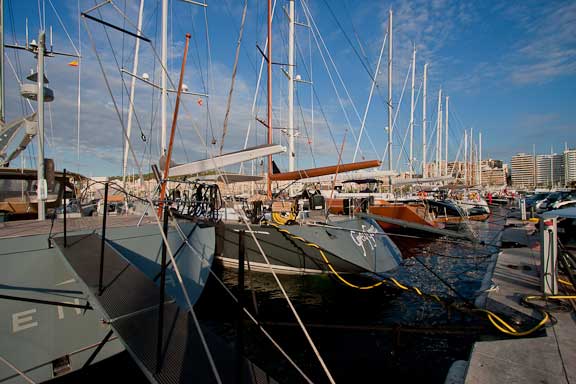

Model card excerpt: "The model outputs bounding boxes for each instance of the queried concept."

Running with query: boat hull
[216,217,402,276]
[369,203,438,232]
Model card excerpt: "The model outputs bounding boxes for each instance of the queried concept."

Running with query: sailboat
[209,0,402,278]
[0,5,275,383]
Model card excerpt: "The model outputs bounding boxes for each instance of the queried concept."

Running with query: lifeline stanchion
[236,229,246,383]
[98,182,109,296]
[156,204,169,373]
[63,168,67,248]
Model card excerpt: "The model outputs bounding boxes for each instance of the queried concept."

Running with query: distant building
[480,159,506,186]
[511,153,535,189]
[565,148,576,185]
[536,154,564,187]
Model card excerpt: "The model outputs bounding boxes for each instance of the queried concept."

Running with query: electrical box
[540,217,558,295]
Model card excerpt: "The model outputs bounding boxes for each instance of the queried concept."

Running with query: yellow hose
[265,221,554,336]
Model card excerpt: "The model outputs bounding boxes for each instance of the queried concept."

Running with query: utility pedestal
[540,217,558,295]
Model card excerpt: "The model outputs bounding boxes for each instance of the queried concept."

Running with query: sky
[3,0,576,177]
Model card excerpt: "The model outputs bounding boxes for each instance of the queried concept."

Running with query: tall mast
[463,129,467,185]
[0,0,4,122]
[122,0,145,186]
[422,63,427,178]
[267,0,273,197]
[436,88,442,177]
[287,0,295,172]
[444,95,449,176]
[387,8,393,174]
[36,31,46,220]
[158,33,191,217]
[470,127,474,185]
[479,131,482,186]
[409,43,415,178]
[160,0,168,154]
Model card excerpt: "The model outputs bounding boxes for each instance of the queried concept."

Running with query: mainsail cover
[168,144,285,177]
[269,160,381,181]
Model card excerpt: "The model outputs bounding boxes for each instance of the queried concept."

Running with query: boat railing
[0,355,36,384]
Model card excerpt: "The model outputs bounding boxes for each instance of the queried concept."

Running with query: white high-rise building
[565,148,576,185]
[536,154,564,187]
[511,153,535,189]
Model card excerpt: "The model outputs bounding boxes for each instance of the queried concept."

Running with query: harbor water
[52,207,507,383]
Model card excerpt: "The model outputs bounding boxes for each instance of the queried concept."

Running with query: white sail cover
[168,144,285,177]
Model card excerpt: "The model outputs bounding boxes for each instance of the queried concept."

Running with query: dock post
[236,229,246,382]
[98,182,109,296]
[156,204,169,373]
[520,198,526,221]
[540,217,558,295]
[63,168,67,248]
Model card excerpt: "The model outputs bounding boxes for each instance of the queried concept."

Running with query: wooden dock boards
[54,234,275,384]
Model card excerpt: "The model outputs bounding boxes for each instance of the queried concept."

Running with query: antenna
[25,18,29,48]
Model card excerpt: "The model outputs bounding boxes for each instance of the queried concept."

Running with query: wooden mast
[158,33,191,217]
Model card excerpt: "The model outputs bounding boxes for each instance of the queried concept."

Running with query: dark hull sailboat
[213,210,402,276]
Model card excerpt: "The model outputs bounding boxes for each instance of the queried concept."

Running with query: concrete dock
[450,213,576,383]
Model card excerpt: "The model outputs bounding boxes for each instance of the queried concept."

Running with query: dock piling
[98,182,109,296]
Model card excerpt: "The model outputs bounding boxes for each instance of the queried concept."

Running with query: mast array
[387,9,393,175]
[422,63,428,178]
[161,0,168,155]
[445,95,449,176]
[267,0,273,197]
[36,31,47,220]
[287,0,295,173]
[436,89,442,177]
[409,44,415,177]
[122,0,145,186]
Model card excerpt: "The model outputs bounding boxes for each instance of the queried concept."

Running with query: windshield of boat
[0,178,60,201]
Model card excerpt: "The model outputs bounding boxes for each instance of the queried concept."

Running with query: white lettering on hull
[57,298,82,319]
[350,224,378,257]
[12,309,38,333]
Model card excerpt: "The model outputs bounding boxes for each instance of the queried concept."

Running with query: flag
[68,60,79,67]
[197,98,203,106]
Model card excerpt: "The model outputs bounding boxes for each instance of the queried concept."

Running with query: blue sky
[4,0,575,176]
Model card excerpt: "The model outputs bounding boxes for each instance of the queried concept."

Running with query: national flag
[68,60,79,67]
[197,98,203,106]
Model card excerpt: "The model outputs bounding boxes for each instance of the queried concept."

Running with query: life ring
[271,200,297,225]
[271,210,296,225]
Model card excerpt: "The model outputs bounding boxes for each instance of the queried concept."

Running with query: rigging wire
[320,0,375,84]
[82,8,332,381]
[220,0,248,155]
[82,17,223,383]
[202,1,217,146]
[302,0,380,160]
[7,0,27,116]
[294,81,317,167]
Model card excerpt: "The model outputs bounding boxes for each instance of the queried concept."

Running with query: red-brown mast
[266,0,273,198]
[158,33,191,217]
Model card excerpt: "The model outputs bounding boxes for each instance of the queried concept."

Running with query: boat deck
[52,230,273,384]
[0,215,157,239]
